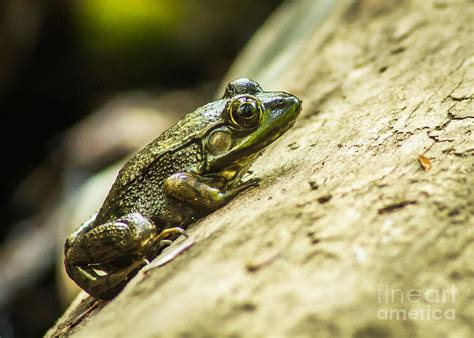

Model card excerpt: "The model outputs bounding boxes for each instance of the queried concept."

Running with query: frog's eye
[227,94,262,129]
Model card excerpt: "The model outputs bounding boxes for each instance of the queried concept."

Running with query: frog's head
[204,78,302,174]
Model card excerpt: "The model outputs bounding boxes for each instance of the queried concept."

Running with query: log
[47,0,474,337]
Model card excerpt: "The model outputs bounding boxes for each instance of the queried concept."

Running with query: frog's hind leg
[66,259,146,299]
[65,213,160,299]
[65,212,97,255]
[65,213,159,266]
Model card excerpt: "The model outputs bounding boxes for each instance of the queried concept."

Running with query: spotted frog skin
[64,79,302,299]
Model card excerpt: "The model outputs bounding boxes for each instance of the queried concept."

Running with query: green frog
[64,78,302,299]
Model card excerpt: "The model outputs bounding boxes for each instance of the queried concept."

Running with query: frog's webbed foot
[163,172,259,212]
[65,213,160,299]
[233,177,260,193]
[66,259,147,300]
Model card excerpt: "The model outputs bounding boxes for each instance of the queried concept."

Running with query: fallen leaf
[419,155,432,172]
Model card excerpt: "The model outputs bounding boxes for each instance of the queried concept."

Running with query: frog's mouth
[265,114,299,144]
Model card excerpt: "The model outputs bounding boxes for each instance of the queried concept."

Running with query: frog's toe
[157,227,188,241]
[236,177,260,192]
[245,177,261,187]
[158,239,173,248]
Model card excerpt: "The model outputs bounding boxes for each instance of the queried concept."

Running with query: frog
[64,78,302,300]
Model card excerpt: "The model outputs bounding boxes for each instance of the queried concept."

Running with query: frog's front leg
[163,172,259,212]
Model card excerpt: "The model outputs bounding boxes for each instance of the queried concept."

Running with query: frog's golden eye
[227,94,262,129]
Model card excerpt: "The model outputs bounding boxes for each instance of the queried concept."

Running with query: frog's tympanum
[64,78,302,299]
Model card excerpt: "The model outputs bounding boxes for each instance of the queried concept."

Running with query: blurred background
[0,0,283,336]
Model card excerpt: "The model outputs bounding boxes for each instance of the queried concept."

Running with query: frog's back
[94,100,225,225]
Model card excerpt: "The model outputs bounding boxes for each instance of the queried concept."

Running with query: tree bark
[47,0,473,337]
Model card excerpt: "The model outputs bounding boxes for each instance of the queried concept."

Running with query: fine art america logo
[377,284,457,321]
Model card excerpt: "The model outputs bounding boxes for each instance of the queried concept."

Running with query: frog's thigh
[164,172,246,210]
[65,213,158,266]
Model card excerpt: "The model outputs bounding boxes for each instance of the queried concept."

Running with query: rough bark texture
[48,1,473,337]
